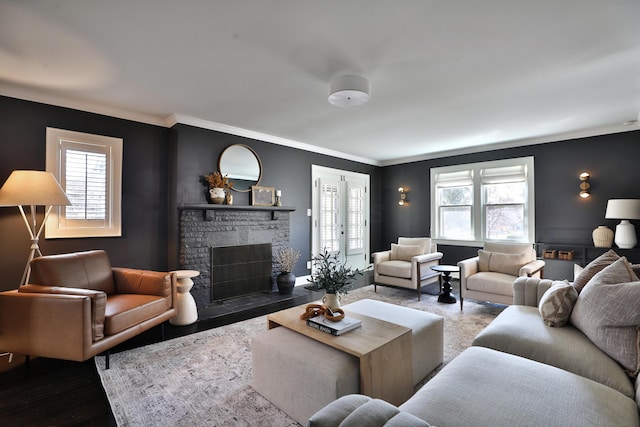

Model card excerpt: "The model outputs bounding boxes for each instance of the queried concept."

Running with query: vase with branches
[203,171,233,204]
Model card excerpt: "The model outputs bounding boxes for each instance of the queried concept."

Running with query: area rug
[95,284,504,427]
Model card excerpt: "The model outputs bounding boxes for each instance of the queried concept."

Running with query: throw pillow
[570,257,640,377]
[390,244,424,261]
[538,280,578,327]
[573,249,620,293]
[478,250,530,276]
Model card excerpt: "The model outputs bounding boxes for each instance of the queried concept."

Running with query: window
[431,157,534,245]
[45,128,122,238]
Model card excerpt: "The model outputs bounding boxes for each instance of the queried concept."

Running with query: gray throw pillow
[573,249,620,293]
[538,280,578,327]
[570,257,640,377]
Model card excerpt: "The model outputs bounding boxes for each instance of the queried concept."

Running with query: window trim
[430,157,535,246]
[45,127,122,238]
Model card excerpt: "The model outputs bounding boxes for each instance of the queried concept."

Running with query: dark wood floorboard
[0,286,324,426]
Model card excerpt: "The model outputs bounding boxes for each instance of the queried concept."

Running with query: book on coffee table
[306,315,362,336]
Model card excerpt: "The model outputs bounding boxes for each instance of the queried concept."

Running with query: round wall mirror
[218,144,262,192]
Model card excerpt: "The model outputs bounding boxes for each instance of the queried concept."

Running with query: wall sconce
[398,187,408,206]
[579,172,590,199]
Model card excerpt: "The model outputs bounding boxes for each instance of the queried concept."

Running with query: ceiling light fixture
[328,75,371,107]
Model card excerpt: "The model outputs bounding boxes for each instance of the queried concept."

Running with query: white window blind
[46,128,122,238]
[431,157,534,245]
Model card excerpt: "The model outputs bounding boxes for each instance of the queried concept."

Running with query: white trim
[166,114,378,166]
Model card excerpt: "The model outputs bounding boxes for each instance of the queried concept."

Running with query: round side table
[431,265,459,304]
[169,270,199,326]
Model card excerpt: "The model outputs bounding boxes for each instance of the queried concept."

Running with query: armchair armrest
[519,259,545,277]
[413,251,443,264]
[0,291,95,360]
[19,284,106,341]
[513,276,555,307]
[457,256,479,280]
[113,268,176,299]
[372,250,391,265]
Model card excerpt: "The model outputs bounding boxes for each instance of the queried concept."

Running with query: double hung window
[431,157,534,245]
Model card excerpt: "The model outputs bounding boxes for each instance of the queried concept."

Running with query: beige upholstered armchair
[457,242,544,310]
[373,237,443,300]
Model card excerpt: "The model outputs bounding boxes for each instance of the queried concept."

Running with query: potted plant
[307,249,362,308]
[276,247,301,295]
[204,171,233,204]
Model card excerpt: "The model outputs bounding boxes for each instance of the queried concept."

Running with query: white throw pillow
[391,244,425,261]
[478,250,530,276]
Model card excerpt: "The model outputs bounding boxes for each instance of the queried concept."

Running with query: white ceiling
[1,1,639,166]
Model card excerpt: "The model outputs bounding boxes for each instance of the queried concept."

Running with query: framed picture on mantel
[251,186,275,206]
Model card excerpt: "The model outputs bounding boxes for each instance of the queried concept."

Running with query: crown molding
[166,114,380,166]
[380,122,640,166]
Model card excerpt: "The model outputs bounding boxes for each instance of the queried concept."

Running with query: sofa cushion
[538,280,578,327]
[399,346,639,427]
[377,260,412,279]
[478,250,530,276]
[573,249,620,293]
[466,271,515,296]
[390,244,424,261]
[473,305,634,398]
[104,294,171,335]
[570,257,640,377]
[308,395,431,427]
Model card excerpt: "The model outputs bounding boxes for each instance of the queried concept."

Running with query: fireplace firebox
[210,243,273,301]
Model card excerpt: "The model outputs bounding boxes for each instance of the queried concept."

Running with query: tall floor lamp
[0,170,71,286]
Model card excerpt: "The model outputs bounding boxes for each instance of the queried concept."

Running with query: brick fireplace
[178,205,295,308]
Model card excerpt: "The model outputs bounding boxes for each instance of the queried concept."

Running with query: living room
[1,1,640,426]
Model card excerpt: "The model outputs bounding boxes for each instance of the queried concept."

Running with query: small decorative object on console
[543,249,557,259]
[558,250,575,260]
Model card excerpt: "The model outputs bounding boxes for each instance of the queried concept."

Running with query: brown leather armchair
[0,250,177,368]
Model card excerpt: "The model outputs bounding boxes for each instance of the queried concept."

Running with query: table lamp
[605,199,640,249]
[0,170,71,285]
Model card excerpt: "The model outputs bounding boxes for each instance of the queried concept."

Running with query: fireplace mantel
[178,204,295,220]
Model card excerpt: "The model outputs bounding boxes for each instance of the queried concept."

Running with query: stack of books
[306,315,362,336]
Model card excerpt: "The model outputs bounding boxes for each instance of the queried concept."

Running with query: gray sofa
[308,275,640,427]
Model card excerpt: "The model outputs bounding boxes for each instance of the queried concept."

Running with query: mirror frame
[218,144,262,192]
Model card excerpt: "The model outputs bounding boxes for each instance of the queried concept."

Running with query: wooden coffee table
[267,304,413,405]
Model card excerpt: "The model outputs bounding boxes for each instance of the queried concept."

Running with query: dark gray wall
[168,124,382,276]
[380,131,640,265]
[0,96,169,290]
[2,94,639,289]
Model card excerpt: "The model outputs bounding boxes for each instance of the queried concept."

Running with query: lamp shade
[0,170,71,206]
[605,199,640,220]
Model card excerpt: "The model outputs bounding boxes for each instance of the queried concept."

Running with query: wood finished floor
[0,286,324,427]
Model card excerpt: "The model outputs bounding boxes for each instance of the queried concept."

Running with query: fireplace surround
[178,204,295,308]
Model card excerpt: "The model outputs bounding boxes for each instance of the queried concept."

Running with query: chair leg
[160,323,165,341]
[374,283,377,293]
[105,350,110,370]
[460,295,464,311]
[417,284,421,301]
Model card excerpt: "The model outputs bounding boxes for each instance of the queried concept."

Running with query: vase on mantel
[209,188,225,204]
[592,225,614,248]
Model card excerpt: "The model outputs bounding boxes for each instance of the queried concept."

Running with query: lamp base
[614,220,637,249]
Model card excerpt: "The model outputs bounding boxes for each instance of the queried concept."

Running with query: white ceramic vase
[209,188,225,204]
[322,292,341,310]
